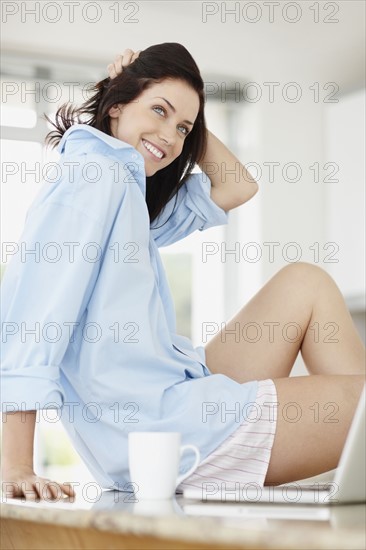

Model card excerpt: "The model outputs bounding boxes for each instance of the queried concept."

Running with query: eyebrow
[153,97,194,126]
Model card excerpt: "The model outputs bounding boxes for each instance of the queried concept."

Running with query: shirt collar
[57,124,147,197]
[57,124,145,164]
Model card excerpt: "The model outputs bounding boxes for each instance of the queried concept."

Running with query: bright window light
[1,105,37,128]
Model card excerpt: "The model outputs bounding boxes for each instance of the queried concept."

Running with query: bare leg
[203,262,365,483]
[264,374,364,484]
[205,262,365,382]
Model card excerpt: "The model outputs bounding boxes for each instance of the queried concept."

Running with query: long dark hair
[45,43,208,225]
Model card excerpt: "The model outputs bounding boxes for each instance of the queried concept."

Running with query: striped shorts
[176,379,278,493]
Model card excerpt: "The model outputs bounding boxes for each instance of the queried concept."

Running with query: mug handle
[176,444,201,487]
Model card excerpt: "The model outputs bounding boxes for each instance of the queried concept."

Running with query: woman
[1,43,365,501]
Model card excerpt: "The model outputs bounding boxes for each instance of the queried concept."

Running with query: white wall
[324,88,365,302]
[258,97,326,280]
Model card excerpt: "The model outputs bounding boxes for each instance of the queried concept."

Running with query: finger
[131,50,141,62]
[107,63,118,79]
[24,483,40,501]
[43,484,55,500]
[112,54,125,77]
[114,53,123,73]
[36,480,52,501]
[121,48,135,67]
[107,54,123,78]
[108,49,137,79]
[62,482,76,499]
[45,481,63,501]
[34,478,57,501]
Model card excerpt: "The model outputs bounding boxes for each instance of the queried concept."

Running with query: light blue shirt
[1,125,258,490]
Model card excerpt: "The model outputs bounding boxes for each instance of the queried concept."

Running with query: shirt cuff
[185,172,229,230]
[1,366,64,412]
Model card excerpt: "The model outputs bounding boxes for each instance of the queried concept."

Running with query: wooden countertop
[1,488,365,550]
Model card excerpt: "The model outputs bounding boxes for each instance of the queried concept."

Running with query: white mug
[128,432,200,500]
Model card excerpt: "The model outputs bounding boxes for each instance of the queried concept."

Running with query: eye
[153,106,165,116]
[152,106,190,136]
[178,124,190,136]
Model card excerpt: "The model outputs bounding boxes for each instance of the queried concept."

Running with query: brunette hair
[45,42,207,225]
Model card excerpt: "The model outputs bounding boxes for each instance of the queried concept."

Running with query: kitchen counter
[1,487,365,550]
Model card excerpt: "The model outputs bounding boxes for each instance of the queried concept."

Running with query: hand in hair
[107,49,141,79]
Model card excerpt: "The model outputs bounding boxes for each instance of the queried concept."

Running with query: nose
[158,123,176,148]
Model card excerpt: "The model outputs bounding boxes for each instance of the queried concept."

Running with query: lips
[142,139,166,160]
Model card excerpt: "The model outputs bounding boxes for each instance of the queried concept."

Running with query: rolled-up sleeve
[150,171,229,248]
[1,202,105,412]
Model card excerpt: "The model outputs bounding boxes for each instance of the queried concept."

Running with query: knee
[278,261,333,284]
[278,262,336,290]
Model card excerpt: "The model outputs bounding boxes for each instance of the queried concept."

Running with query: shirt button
[131,154,138,159]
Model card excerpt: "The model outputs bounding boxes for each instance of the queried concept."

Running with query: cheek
[174,141,185,158]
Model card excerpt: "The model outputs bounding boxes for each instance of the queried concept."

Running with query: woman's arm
[198,129,259,212]
[1,412,75,500]
[106,51,258,212]
[2,411,36,471]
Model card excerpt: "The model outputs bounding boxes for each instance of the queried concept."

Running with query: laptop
[183,384,365,506]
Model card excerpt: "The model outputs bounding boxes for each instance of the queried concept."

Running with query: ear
[108,105,122,118]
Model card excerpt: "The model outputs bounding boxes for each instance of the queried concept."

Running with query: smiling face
[108,78,200,176]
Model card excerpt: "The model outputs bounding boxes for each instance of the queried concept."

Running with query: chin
[146,167,159,177]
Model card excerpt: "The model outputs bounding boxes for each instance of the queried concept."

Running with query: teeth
[142,139,164,159]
